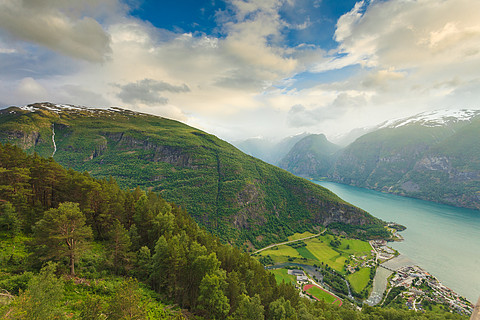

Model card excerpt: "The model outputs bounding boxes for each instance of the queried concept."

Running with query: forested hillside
[0,143,467,319]
[0,103,381,248]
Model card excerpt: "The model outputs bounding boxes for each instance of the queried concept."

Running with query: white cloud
[14,77,48,105]
[297,0,480,137]
[334,0,480,69]
[0,0,115,62]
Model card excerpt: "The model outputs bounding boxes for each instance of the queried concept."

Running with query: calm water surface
[315,180,480,303]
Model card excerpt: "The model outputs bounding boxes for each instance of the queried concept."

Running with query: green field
[270,268,297,285]
[287,231,315,241]
[305,285,337,304]
[347,267,371,293]
[258,245,301,264]
[295,246,318,261]
[336,238,373,256]
[257,233,374,275]
[303,238,346,271]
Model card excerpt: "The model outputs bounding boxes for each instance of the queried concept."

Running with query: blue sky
[130,0,359,49]
[0,0,479,142]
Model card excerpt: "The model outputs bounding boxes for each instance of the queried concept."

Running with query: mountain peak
[379,109,480,129]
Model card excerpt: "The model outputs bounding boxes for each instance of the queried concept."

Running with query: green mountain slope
[0,103,381,247]
[331,110,480,209]
[278,134,340,178]
[277,110,480,209]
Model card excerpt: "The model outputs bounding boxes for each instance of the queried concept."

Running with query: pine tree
[33,202,92,275]
[108,219,132,275]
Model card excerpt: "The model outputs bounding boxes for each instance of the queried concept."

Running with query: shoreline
[368,250,474,315]
[314,180,480,304]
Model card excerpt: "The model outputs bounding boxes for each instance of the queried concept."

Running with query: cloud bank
[0,0,479,142]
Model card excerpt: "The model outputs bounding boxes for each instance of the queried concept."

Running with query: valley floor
[254,231,474,317]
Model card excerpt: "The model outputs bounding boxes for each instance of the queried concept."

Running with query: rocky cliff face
[329,111,480,209]
[278,110,480,210]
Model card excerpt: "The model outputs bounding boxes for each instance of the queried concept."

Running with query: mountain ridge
[278,108,480,210]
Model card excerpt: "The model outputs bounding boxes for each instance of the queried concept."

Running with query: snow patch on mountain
[18,105,39,112]
[379,109,480,129]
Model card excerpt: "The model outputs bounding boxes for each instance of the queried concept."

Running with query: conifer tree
[33,202,92,275]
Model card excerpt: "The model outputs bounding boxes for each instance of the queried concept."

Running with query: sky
[0,0,480,143]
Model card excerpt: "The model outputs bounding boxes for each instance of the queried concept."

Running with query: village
[287,269,344,306]
[258,228,475,316]
[386,265,473,315]
[368,239,474,316]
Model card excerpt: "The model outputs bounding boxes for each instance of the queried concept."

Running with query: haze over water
[315,181,480,303]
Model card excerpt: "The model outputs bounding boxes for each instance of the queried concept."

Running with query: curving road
[252,230,325,254]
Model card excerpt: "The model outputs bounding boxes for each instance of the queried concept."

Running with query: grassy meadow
[305,285,338,304]
[347,267,371,293]
[257,233,374,274]
[287,231,316,241]
[270,268,297,285]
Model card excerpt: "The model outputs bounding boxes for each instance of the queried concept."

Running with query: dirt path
[252,230,325,254]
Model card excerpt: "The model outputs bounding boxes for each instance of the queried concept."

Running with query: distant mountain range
[233,133,309,165]
[0,103,382,248]
[278,134,340,178]
[277,109,480,210]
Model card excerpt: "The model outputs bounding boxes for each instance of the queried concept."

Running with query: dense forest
[0,143,467,319]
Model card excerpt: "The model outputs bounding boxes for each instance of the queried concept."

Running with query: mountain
[0,103,382,247]
[233,133,309,165]
[278,109,480,209]
[0,142,308,319]
[331,109,480,209]
[278,134,340,179]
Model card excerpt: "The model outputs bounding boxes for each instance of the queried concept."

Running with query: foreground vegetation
[0,143,468,319]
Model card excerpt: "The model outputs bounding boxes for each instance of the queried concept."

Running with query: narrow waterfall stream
[51,124,57,157]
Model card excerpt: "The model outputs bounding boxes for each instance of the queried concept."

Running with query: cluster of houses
[389,265,473,315]
[370,239,396,261]
[346,253,376,274]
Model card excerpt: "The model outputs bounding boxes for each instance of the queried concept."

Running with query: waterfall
[52,124,57,157]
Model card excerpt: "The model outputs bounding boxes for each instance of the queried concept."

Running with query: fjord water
[315,180,480,302]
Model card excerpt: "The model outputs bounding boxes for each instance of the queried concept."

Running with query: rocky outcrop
[1,130,41,149]
[104,132,198,168]
[414,156,451,172]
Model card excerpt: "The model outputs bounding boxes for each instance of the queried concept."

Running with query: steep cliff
[277,110,480,210]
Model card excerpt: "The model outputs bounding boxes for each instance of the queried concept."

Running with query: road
[252,230,325,254]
